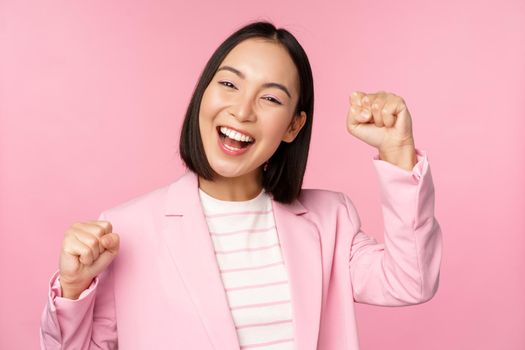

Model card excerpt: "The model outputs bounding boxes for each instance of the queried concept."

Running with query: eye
[218,80,237,89]
[262,96,282,105]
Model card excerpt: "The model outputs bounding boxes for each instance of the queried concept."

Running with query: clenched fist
[59,220,120,299]
[346,91,415,151]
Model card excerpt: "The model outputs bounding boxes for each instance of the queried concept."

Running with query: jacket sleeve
[345,148,443,306]
[39,211,118,349]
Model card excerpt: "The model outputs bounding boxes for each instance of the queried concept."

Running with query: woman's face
[198,37,307,180]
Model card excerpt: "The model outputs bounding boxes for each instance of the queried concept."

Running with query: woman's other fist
[58,220,120,299]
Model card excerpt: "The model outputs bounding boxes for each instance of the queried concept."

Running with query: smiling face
[198,37,307,182]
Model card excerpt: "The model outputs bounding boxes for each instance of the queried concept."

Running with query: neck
[198,169,264,202]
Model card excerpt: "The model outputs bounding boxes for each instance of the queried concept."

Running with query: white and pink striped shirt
[198,187,295,350]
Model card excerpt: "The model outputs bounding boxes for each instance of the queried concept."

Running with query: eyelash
[218,81,282,105]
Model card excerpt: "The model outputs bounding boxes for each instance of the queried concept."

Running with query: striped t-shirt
[198,187,295,350]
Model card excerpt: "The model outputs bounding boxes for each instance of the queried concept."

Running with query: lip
[217,129,254,156]
[216,125,256,142]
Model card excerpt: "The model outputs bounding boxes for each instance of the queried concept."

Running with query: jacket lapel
[271,194,323,349]
[160,171,322,349]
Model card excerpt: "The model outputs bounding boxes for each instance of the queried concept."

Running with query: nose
[229,91,256,122]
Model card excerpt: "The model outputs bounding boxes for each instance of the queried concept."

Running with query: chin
[209,162,259,180]
[209,164,243,178]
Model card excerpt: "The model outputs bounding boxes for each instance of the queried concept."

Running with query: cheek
[199,96,221,140]
[202,87,229,113]
[263,115,293,143]
[199,90,213,118]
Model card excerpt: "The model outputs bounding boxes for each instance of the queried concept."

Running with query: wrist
[378,144,417,172]
[59,278,93,300]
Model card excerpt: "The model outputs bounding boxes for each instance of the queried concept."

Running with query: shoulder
[98,184,168,229]
[98,171,197,226]
[100,172,191,220]
[297,188,353,216]
[294,188,360,241]
[299,188,362,234]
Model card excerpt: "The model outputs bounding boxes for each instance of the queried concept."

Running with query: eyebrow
[216,65,292,99]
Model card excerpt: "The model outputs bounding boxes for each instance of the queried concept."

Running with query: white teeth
[220,126,254,143]
[224,144,241,151]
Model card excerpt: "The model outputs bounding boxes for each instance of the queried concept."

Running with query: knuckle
[104,221,113,232]
[64,231,79,244]
[95,221,112,235]
[85,236,99,249]
[85,224,104,238]
[94,226,105,236]
[71,222,84,229]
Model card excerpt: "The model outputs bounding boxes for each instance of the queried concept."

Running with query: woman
[40,21,442,349]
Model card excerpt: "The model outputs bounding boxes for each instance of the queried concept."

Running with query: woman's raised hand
[346,91,415,152]
[58,220,120,299]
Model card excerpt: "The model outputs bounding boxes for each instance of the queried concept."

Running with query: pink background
[1,0,524,349]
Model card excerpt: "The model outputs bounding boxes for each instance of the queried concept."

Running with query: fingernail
[360,110,370,119]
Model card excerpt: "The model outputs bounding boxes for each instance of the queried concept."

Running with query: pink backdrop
[1,0,524,349]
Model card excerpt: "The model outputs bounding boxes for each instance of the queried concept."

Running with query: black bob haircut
[179,20,314,204]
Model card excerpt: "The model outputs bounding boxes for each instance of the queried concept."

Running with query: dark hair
[179,20,314,204]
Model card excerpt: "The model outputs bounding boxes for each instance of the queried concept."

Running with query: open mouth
[216,126,255,150]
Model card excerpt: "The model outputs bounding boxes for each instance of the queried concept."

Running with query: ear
[282,111,307,143]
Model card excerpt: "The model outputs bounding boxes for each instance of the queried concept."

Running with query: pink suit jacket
[40,148,442,349]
